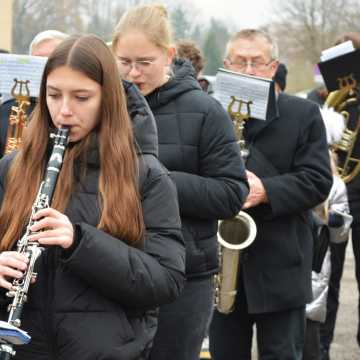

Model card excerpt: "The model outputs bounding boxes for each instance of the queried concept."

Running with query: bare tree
[85,0,128,41]
[271,0,360,63]
[203,19,230,75]
[268,0,360,93]
[11,0,231,81]
[12,0,86,53]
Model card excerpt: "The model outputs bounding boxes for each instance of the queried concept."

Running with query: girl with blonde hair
[113,4,248,360]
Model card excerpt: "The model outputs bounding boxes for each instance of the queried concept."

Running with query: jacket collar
[146,58,201,109]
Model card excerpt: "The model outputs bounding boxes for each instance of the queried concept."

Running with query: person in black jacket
[112,4,249,360]
[0,34,185,360]
[208,29,333,359]
[319,31,360,360]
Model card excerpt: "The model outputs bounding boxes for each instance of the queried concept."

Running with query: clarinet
[0,127,70,359]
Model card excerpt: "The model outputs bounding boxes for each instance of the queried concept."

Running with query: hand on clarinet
[243,170,268,209]
[29,208,74,249]
[0,252,29,290]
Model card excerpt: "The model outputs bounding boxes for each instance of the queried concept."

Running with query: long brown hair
[0,34,144,250]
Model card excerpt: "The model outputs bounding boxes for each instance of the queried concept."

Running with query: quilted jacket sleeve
[62,154,185,308]
[171,98,249,220]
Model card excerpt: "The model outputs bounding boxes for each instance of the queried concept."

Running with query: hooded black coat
[0,82,185,360]
[145,59,249,278]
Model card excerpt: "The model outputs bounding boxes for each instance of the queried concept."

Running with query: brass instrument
[227,96,253,158]
[214,96,257,314]
[325,74,360,183]
[4,79,31,155]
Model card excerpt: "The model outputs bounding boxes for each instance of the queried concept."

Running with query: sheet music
[214,68,271,120]
[320,40,355,62]
[0,54,47,97]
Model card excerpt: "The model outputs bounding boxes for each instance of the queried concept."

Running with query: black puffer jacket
[0,83,185,360]
[145,59,249,278]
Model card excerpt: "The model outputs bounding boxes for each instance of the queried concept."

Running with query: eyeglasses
[226,58,274,71]
[117,58,156,73]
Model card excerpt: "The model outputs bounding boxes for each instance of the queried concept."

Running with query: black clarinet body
[0,127,69,359]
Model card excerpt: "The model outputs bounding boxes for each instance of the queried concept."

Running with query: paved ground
[329,242,360,359]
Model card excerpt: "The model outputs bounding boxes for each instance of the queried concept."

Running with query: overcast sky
[188,0,275,28]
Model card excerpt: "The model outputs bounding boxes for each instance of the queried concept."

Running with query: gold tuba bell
[325,74,360,183]
[214,96,257,314]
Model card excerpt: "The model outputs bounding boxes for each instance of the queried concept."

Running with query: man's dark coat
[242,92,333,314]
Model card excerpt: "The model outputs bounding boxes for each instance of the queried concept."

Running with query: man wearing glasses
[209,29,333,359]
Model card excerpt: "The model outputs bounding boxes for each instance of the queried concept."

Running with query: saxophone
[4,79,31,155]
[214,96,257,314]
[0,127,70,359]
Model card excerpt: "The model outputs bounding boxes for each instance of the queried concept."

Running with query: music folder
[318,48,360,92]
[0,54,47,97]
[214,68,274,121]
[0,320,31,345]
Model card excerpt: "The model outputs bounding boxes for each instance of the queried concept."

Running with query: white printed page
[320,40,355,62]
[0,54,47,97]
[214,68,271,120]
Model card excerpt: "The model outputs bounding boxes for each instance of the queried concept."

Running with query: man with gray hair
[29,29,68,56]
[209,29,333,359]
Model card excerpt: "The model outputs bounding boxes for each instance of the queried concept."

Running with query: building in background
[0,0,13,52]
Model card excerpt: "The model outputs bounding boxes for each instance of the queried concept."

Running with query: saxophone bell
[218,211,257,250]
[215,211,257,314]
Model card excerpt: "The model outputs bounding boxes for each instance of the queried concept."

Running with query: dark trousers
[303,319,320,360]
[320,224,360,357]
[209,278,306,360]
[149,276,214,360]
